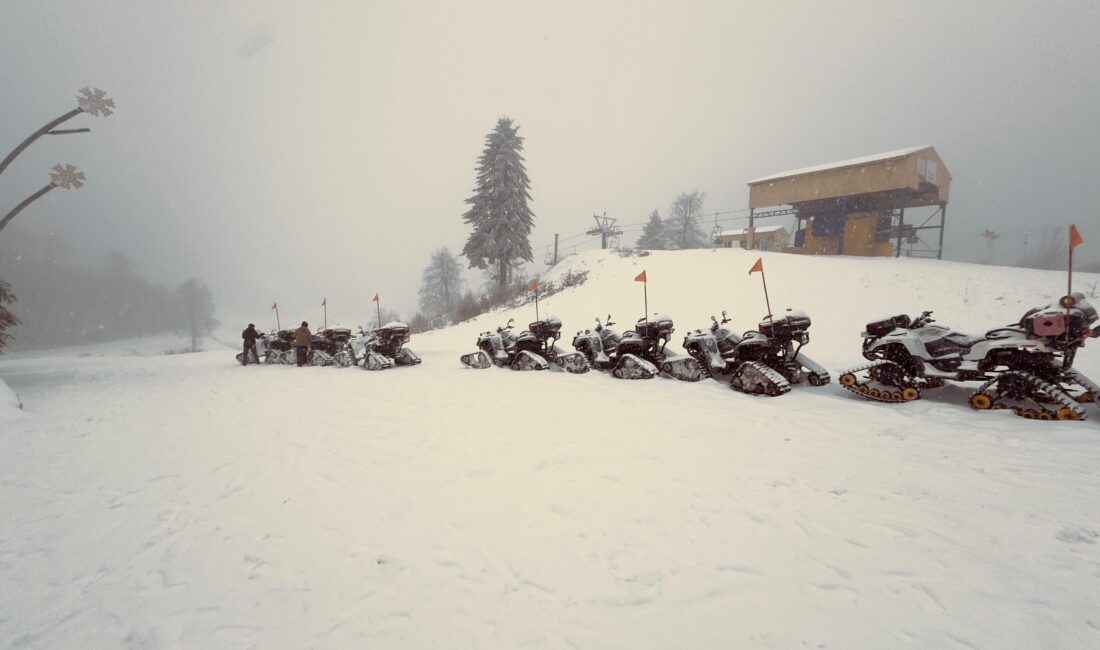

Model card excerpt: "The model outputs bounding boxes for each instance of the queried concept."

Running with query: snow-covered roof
[748,145,932,185]
[717,225,788,238]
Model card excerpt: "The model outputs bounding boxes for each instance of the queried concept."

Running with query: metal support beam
[836,197,848,255]
[895,189,909,258]
[937,203,947,260]
[749,207,797,220]
[586,212,621,250]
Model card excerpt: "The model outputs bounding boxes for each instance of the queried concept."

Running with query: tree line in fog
[0,225,216,352]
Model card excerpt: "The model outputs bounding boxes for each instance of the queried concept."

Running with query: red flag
[271,302,277,310]
[748,258,763,275]
[372,293,379,302]
[634,270,647,282]
[1070,224,1084,250]
[528,279,538,292]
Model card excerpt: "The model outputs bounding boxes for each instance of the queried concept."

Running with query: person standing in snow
[241,323,261,365]
[293,321,312,366]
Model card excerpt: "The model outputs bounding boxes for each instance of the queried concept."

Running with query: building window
[917,158,938,184]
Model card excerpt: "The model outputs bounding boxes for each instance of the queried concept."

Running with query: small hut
[714,225,790,251]
[746,146,950,258]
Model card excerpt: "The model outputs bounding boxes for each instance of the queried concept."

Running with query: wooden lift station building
[746,146,951,258]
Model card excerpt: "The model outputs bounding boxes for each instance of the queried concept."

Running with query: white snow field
[2,249,1100,649]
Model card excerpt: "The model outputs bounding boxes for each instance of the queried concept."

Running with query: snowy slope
[2,250,1099,649]
[0,377,21,423]
[426,248,1100,378]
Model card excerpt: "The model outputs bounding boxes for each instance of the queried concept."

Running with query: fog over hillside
[2,1,1098,348]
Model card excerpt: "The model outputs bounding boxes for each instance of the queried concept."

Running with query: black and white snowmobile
[683,309,830,396]
[571,315,657,379]
[361,322,422,371]
[839,292,1100,420]
[629,315,707,382]
[261,329,295,364]
[318,327,358,367]
[521,316,591,373]
[459,318,551,371]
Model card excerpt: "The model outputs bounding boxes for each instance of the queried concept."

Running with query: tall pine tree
[635,209,667,250]
[461,117,535,291]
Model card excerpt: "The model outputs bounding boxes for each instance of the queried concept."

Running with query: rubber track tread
[971,371,1088,420]
[838,360,920,403]
[730,361,791,396]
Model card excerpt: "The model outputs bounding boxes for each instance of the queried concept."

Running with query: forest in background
[0,224,215,352]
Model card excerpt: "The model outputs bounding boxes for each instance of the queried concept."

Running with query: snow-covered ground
[2,249,1099,649]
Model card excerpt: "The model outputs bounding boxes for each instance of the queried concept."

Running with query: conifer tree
[636,209,667,250]
[461,117,535,291]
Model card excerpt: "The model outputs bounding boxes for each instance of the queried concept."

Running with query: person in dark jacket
[241,323,260,365]
[293,321,312,366]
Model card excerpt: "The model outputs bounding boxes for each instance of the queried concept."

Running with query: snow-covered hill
[2,250,1099,649]
[425,248,1100,377]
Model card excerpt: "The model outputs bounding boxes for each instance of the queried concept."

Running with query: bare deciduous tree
[418,247,465,318]
[174,278,218,352]
[666,191,708,250]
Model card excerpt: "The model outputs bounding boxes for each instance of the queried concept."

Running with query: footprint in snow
[1056,527,1098,544]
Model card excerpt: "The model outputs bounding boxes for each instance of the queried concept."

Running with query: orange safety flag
[1070,224,1084,250]
[748,258,764,275]
[372,293,379,302]
[634,270,647,282]
[528,279,538,292]
[271,302,277,310]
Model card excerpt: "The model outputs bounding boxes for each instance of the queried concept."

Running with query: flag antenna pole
[535,282,539,322]
[1064,224,1084,367]
[749,258,772,322]
[634,270,649,323]
[761,269,772,320]
[323,298,328,331]
[273,302,281,331]
[376,295,382,329]
[1068,226,1075,297]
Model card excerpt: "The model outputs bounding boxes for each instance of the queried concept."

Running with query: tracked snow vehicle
[305,330,340,366]
[683,310,830,396]
[839,293,1100,420]
[629,315,707,382]
[318,327,358,367]
[572,315,658,379]
[573,314,703,381]
[262,329,295,364]
[362,322,421,371]
[519,316,590,373]
[457,318,550,371]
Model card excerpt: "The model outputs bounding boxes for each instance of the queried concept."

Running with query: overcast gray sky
[2,0,1098,326]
